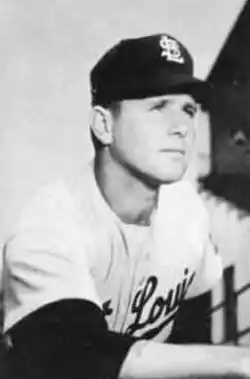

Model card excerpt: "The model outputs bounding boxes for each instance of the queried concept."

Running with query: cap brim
[125,73,213,100]
[92,72,213,106]
[147,70,210,92]
[162,76,213,106]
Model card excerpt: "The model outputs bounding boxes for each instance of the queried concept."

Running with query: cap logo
[159,35,184,64]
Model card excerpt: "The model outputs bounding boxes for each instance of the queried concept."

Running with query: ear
[90,106,113,146]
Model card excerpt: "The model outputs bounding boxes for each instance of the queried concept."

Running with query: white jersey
[3,162,222,342]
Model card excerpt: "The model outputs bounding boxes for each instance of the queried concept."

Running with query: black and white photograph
[0,0,249,377]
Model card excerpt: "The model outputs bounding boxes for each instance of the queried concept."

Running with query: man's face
[109,93,199,185]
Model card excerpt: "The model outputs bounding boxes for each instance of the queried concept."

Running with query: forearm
[119,340,250,379]
[5,299,136,379]
[5,299,249,379]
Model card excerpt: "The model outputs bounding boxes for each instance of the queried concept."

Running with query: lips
[160,148,185,155]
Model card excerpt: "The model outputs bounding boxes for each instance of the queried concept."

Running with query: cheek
[114,116,155,153]
[185,128,196,160]
[188,127,196,145]
[111,121,142,163]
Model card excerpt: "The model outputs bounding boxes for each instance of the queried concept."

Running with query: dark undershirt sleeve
[3,299,136,379]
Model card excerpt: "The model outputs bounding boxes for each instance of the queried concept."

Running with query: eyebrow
[148,96,199,110]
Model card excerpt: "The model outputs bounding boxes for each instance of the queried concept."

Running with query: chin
[153,156,189,183]
[154,166,187,184]
[142,168,186,187]
[132,160,188,187]
[160,174,185,184]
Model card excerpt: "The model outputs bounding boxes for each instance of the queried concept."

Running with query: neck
[94,150,159,226]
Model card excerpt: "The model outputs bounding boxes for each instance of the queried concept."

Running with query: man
[2,33,250,378]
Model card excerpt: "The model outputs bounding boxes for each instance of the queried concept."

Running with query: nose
[168,121,188,138]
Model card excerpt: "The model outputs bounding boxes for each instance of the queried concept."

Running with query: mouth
[160,148,185,155]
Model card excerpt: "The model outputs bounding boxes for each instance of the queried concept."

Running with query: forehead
[121,93,198,110]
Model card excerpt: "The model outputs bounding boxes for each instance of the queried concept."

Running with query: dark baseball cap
[90,33,212,106]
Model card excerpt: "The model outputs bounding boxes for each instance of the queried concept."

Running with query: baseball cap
[90,33,212,106]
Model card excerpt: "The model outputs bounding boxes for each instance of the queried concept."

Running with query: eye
[183,103,198,118]
[150,99,169,111]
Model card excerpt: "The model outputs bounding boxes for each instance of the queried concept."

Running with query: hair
[90,100,122,152]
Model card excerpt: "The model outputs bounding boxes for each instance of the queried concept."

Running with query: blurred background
[1,0,249,345]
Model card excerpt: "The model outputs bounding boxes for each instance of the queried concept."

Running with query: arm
[3,238,249,379]
[2,185,135,379]
[120,339,250,379]
[5,301,249,379]
[5,299,135,379]
[3,185,249,379]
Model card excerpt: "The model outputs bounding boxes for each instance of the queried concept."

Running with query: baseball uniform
[3,161,222,342]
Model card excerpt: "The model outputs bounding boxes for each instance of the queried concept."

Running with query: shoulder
[158,180,207,223]
[16,179,78,233]
[17,163,95,231]
[154,181,209,259]
[5,162,113,270]
[4,164,99,272]
[156,180,210,255]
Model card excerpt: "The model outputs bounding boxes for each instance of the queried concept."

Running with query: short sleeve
[3,181,101,332]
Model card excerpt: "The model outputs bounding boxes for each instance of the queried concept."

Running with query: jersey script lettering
[103,268,195,339]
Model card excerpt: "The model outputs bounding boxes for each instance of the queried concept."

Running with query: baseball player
[2,34,250,378]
